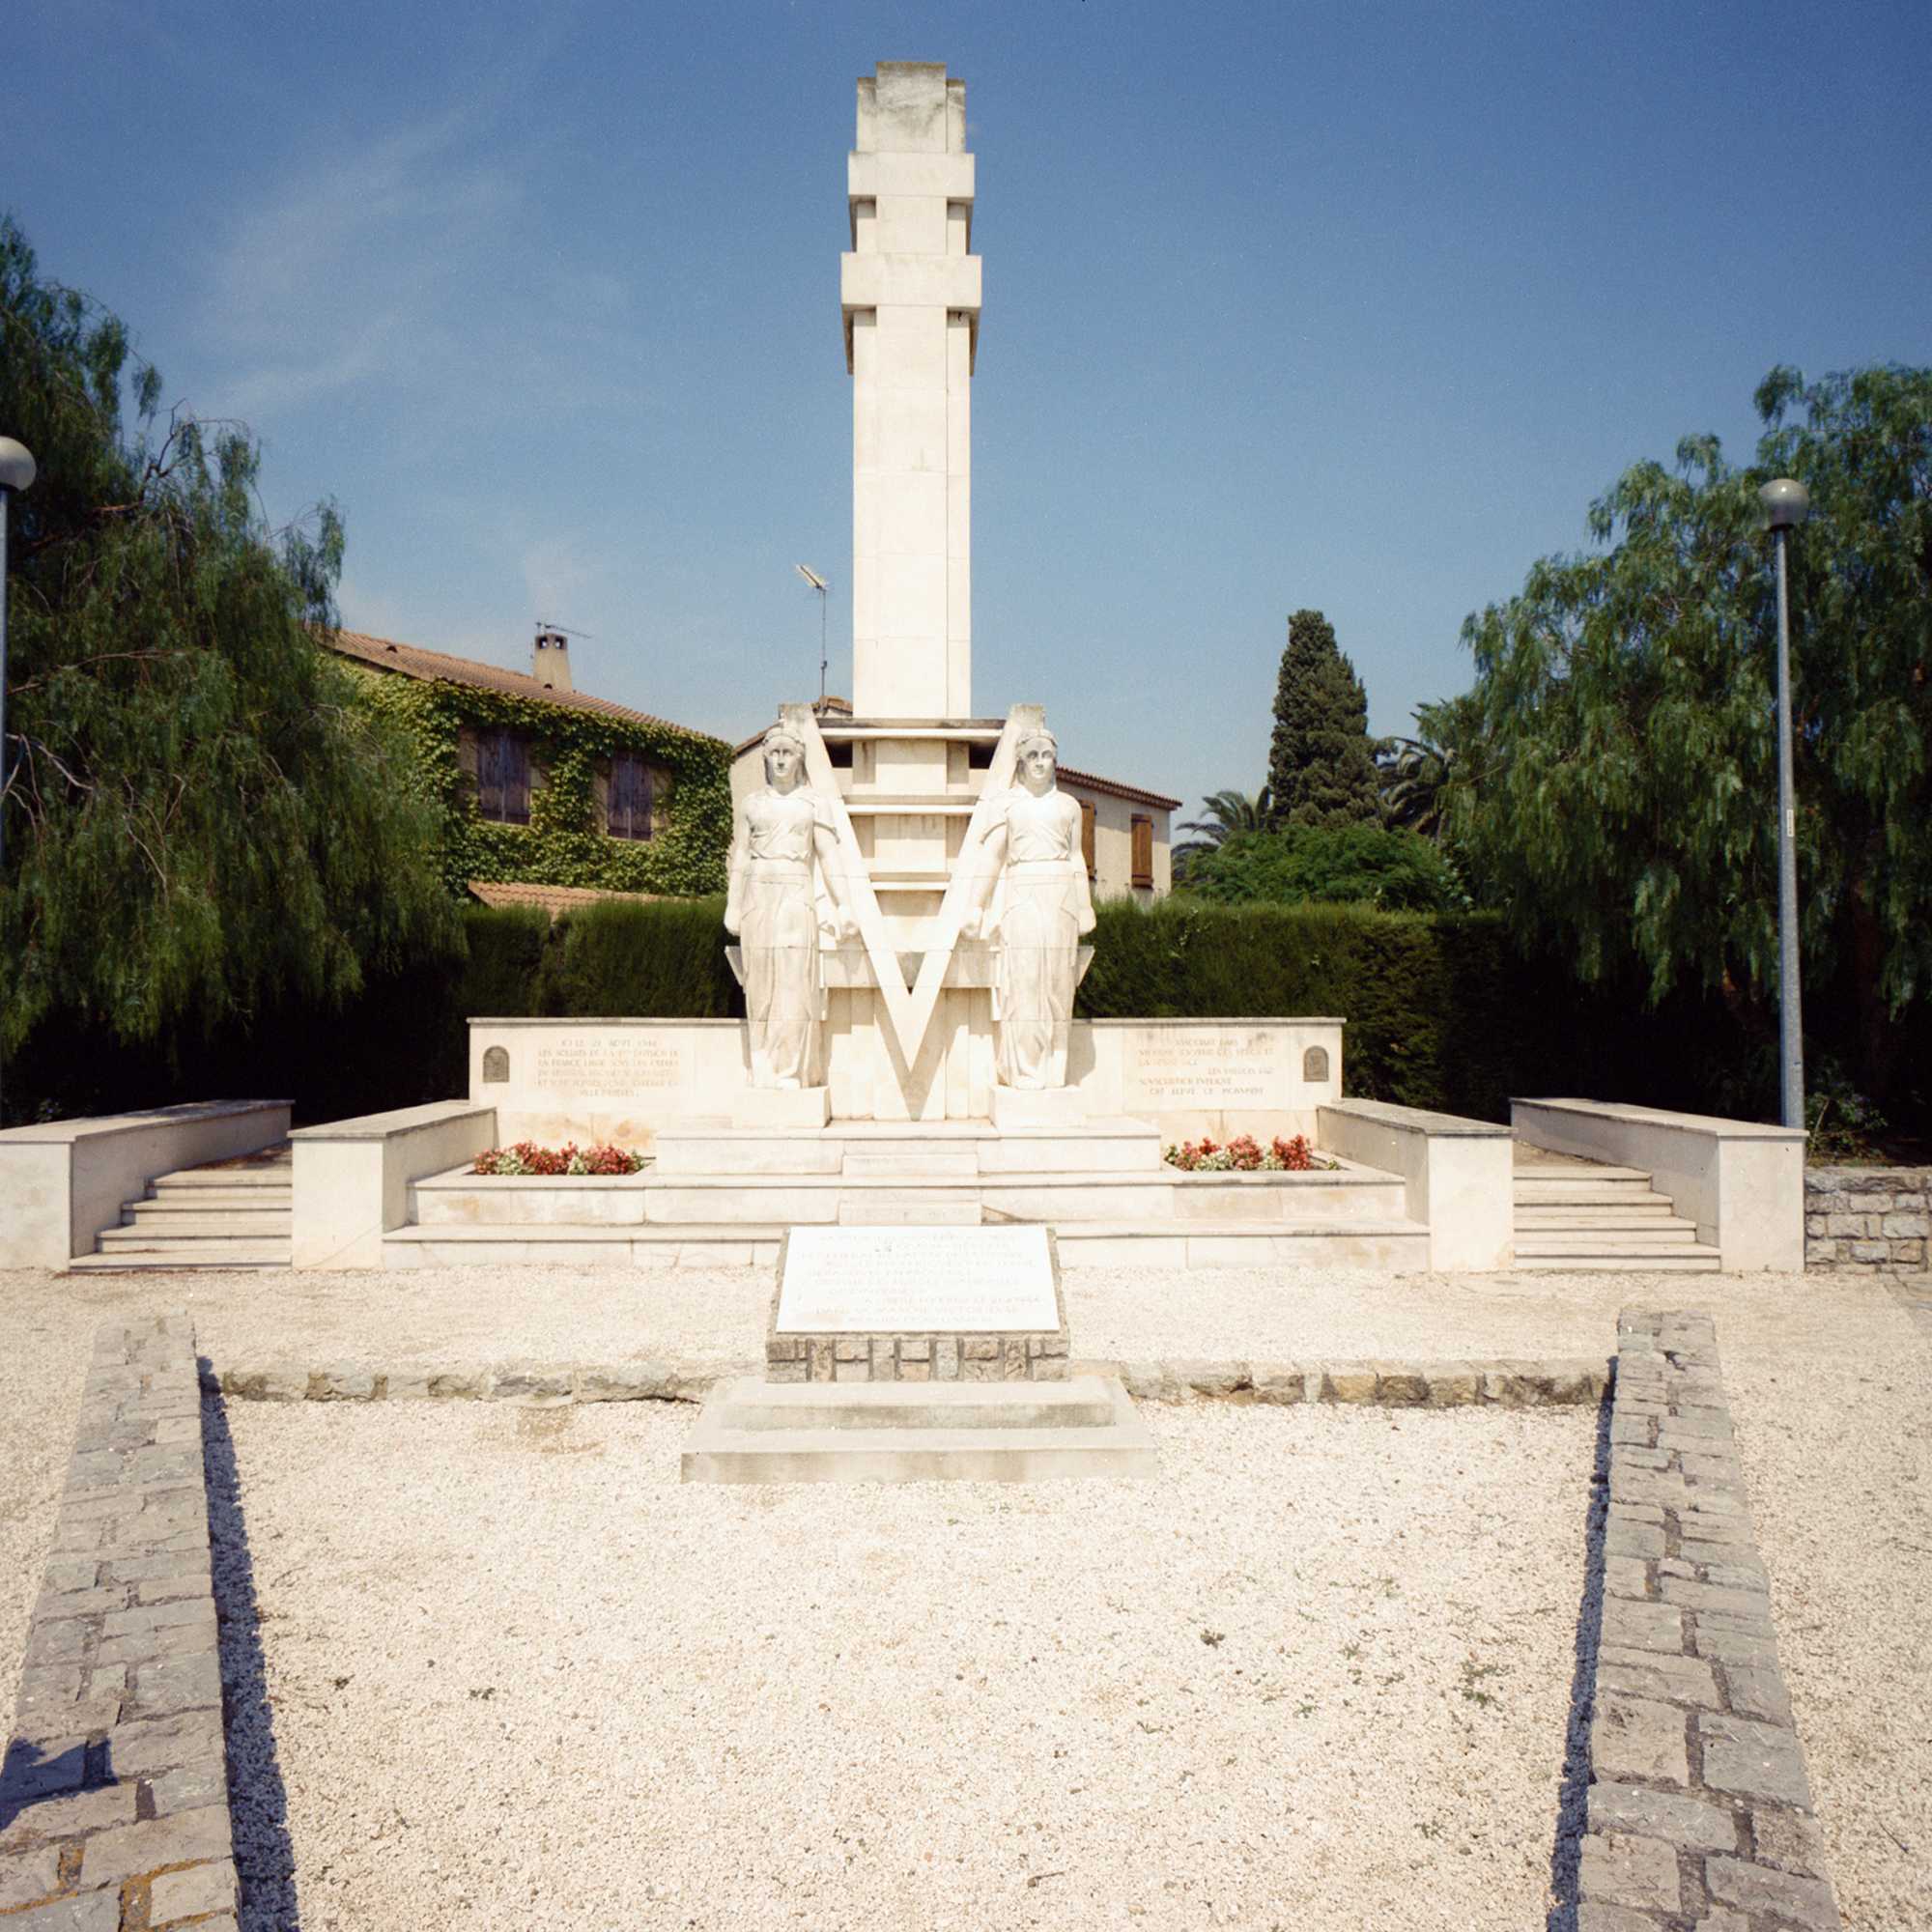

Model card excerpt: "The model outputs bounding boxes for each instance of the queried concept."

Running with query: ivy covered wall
[355,668,733,898]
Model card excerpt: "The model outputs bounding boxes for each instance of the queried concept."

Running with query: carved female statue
[724,725,855,1088]
[963,727,1096,1089]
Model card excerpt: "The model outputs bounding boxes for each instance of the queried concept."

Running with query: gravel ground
[215,1397,1595,1932]
[3,1261,1926,1927]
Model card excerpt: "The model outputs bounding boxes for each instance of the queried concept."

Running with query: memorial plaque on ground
[777,1226,1059,1333]
[766,1225,1067,1383]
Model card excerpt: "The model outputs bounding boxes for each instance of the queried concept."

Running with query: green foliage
[1266,610,1381,829]
[1445,364,1932,1100]
[541,897,738,1016]
[1172,787,1272,878]
[1376,694,1477,839]
[1178,825,1460,911]
[0,217,458,1079]
[358,672,732,901]
[1077,896,1753,1121]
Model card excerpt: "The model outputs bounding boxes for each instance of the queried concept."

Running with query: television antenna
[534,620,598,639]
[793,565,829,702]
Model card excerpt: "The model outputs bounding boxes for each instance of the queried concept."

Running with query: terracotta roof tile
[467,881,667,921]
[1055,764,1182,812]
[329,630,724,747]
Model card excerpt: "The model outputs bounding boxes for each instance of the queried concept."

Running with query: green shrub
[1179,825,1460,911]
[542,896,739,1017]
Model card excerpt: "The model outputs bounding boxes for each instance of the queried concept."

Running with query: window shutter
[1080,800,1096,879]
[609,754,655,840]
[1131,814,1153,888]
[502,734,530,825]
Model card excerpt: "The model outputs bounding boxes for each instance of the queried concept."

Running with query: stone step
[841,1149,981,1178]
[722,1378,1120,1432]
[75,1240,293,1267]
[650,1122,1165,1178]
[113,1210,293,1237]
[151,1162,293,1189]
[1051,1220,1432,1269]
[1512,1163,1652,1183]
[383,1223,786,1268]
[67,1251,286,1273]
[1514,1233,1707,1254]
[143,1187,294,1211]
[1512,1252,1721,1273]
[1515,1207,1678,1225]
[681,1376,1157,1484]
[1511,1186,1675,1209]
[838,1193,983,1226]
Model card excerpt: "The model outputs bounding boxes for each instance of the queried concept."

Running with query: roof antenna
[794,566,828,704]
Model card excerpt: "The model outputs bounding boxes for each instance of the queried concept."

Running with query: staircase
[1513,1151,1719,1272]
[71,1147,294,1271]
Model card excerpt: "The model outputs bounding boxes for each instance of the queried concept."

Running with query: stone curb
[198,1354,1612,1409]
[1,1313,241,1931]
[1575,1307,1844,1930]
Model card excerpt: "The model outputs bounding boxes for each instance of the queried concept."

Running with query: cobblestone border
[1804,1164,1929,1271]
[199,1354,1611,1407]
[1577,1308,1842,1930]
[0,1314,239,1931]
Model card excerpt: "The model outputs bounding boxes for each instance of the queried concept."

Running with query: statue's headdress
[1016,727,1059,761]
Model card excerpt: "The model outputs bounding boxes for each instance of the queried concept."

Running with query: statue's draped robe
[731,786,836,1088]
[987,786,1092,1089]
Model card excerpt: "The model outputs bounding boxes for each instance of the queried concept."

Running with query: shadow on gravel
[1544,1378,1611,1932]
[202,1370,303,1931]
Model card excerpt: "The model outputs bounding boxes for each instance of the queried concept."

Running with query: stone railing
[1804,1166,1929,1273]
[0,1100,291,1269]
[1513,1098,1804,1271]
[1319,1098,1514,1269]
[289,1099,497,1270]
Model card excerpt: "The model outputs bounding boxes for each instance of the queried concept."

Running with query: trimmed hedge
[1078,898,1761,1122]
[12,895,1809,1130]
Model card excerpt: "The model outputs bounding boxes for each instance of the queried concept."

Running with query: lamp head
[1759,477,1810,531]
[0,438,36,494]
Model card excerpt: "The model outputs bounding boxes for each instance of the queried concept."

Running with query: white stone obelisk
[842,63,980,718]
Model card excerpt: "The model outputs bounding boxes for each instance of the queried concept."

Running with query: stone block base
[730,1085,832,1128]
[988,1085,1090,1129]
[767,1327,1069,1383]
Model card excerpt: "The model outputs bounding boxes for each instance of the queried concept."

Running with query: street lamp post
[0,438,39,1129]
[1759,477,1810,1132]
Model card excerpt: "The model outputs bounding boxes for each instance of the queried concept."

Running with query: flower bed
[1162,1133,1336,1174]
[471,1140,644,1177]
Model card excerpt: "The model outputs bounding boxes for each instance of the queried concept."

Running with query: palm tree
[1376,697,1473,839]
[1173,786,1272,878]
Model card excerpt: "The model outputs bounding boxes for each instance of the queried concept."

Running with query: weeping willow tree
[1445,364,1932,1105]
[0,218,459,1100]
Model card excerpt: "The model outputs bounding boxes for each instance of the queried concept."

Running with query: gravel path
[3,1261,1926,1927]
[216,1398,1595,1932]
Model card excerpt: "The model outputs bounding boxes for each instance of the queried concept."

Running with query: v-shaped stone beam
[898,704,1039,1064]
[781,704,921,1059]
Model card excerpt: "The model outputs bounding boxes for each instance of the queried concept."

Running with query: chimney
[532,626,573,693]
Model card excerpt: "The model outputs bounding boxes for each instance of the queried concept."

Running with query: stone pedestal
[988,1084,1090,1130]
[764,1223,1066,1383]
[731,1086,833,1128]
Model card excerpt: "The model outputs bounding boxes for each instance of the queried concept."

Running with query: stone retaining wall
[199,1353,1611,1408]
[0,1314,239,1931]
[1804,1165,1929,1272]
[1577,1308,1841,1929]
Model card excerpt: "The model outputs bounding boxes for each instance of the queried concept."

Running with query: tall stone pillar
[842,63,980,718]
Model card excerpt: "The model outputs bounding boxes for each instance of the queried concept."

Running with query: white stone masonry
[843,62,980,717]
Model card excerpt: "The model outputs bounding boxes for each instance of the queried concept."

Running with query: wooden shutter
[1130,814,1153,888]
[478,730,529,825]
[1080,799,1096,879]
[609,753,654,840]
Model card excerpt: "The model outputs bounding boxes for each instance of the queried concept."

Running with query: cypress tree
[1266,609,1382,828]
[0,218,460,1088]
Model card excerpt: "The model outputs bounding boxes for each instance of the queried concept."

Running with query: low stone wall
[1577,1308,1841,1928]
[1804,1165,1929,1273]
[198,1352,1611,1407]
[0,1314,240,1929]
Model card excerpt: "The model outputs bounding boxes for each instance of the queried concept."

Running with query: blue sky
[12,0,1930,817]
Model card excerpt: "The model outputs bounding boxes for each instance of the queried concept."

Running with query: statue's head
[1016,728,1058,798]
[762,725,806,792]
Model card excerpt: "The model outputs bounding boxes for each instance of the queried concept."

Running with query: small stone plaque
[777,1226,1058,1335]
